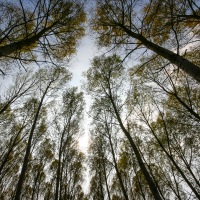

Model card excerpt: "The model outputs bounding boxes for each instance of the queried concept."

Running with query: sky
[68,33,100,153]
[67,32,102,192]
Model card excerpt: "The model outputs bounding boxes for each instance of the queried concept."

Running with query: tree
[0,108,25,199]
[127,60,200,199]
[88,132,110,200]
[85,54,162,200]
[130,53,200,122]
[92,0,200,83]
[89,97,130,200]
[0,0,86,73]
[0,70,38,114]
[53,87,84,200]
[29,139,53,200]
[0,114,26,177]
[14,67,71,200]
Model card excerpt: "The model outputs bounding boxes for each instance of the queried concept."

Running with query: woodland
[0,0,200,199]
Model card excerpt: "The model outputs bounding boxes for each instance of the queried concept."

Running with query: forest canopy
[0,0,200,199]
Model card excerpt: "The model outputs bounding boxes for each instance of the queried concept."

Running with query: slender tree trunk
[101,158,111,200]
[133,167,147,200]
[55,124,68,200]
[99,140,111,200]
[98,166,105,200]
[108,87,162,200]
[31,170,41,200]
[36,174,43,200]
[64,184,67,200]
[59,162,64,200]
[45,182,53,200]
[119,24,200,83]
[106,124,130,200]
[54,143,62,200]
[144,117,200,199]
[14,83,51,200]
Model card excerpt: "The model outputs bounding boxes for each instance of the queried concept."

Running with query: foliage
[0,1,200,199]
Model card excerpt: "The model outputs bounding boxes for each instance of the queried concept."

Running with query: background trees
[85,55,163,200]
[0,68,87,199]
[85,53,200,199]
[0,0,200,199]
[0,1,88,199]
[52,87,84,200]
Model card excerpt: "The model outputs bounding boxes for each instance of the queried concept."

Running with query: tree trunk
[119,24,200,83]
[106,124,130,200]
[144,117,200,199]
[14,83,51,200]
[0,22,57,58]
[54,138,63,200]
[98,165,105,200]
[102,160,111,200]
[55,123,70,200]
[31,169,41,200]
[100,139,112,200]
[108,87,162,200]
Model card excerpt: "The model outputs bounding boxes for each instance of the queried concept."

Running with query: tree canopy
[0,0,86,74]
[0,0,200,199]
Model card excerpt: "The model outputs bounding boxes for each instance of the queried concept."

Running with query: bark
[119,24,200,83]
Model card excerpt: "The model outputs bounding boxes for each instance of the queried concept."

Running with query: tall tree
[85,54,162,200]
[29,139,53,200]
[89,97,130,200]
[0,0,86,73]
[53,87,84,200]
[14,67,71,200]
[92,0,200,82]
[127,60,200,199]
[88,132,110,200]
